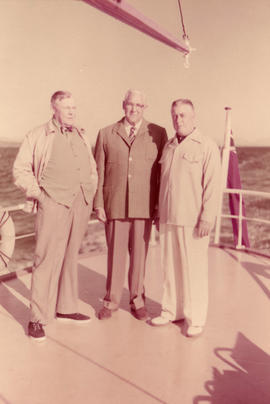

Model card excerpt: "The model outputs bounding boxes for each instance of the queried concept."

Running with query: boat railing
[2,203,157,244]
[4,188,270,248]
[214,187,270,250]
[2,185,270,276]
[2,203,101,242]
[0,204,102,277]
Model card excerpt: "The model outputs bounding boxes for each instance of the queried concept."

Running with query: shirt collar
[49,117,85,136]
[174,127,202,144]
[124,118,142,133]
[187,127,202,143]
[52,117,72,134]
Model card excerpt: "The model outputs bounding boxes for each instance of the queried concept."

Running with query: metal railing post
[236,192,243,249]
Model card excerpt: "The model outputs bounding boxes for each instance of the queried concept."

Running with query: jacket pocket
[182,152,203,163]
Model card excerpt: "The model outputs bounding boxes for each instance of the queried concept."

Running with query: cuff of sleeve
[200,212,215,225]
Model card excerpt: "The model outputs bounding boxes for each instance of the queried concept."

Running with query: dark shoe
[131,306,149,321]
[98,307,113,320]
[56,312,91,323]
[28,321,46,341]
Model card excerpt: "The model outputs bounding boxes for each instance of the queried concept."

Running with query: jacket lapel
[114,118,149,146]
[188,128,202,144]
[114,118,130,146]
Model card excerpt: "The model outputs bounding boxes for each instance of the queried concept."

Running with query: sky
[0,0,270,146]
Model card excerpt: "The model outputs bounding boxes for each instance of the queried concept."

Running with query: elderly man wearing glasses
[94,89,167,321]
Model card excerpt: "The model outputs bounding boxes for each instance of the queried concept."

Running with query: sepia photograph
[0,0,269,403]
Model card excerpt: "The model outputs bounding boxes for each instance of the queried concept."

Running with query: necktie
[129,126,136,144]
[61,126,73,134]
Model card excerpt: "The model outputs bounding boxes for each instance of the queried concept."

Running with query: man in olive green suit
[94,89,167,320]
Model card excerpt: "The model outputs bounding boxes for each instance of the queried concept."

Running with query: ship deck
[0,244,270,404]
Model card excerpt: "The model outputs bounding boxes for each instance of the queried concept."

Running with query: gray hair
[171,98,194,111]
[123,89,147,106]
[51,91,72,106]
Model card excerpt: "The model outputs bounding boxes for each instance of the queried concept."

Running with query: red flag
[227,134,250,247]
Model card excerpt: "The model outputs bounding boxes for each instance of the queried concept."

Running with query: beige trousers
[159,223,209,326]
[30,189,92,323]
[104,219,152,310]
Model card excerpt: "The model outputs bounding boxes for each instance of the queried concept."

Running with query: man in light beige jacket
[13,91,97,341]
[151,99,221,337]
[94,89,167,321]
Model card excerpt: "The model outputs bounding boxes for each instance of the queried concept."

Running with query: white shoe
[186,326,203,337]
[150,316,171,326]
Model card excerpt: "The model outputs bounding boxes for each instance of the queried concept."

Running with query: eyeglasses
[125,102,144,109]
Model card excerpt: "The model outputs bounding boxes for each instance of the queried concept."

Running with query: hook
[183,35,196,69]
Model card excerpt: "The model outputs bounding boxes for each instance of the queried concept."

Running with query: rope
[177,0,188,39]
[177,0,196,68]
[0,211,9,229]
[0,251,9,267]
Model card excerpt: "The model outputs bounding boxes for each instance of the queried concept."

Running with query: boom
[82,0,190,55]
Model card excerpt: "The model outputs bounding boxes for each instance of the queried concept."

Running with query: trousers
[30,189,92,323]
[159,223,209,326]
[104,219,152,310]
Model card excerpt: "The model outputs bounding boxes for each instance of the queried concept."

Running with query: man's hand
[95,207,107,223]
[154,217,160,232]
[196,220,212,238]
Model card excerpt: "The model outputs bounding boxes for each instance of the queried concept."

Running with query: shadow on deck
[0,245,269,404]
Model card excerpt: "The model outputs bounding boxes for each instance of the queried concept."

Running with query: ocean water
[1,146,270,271]
[222,147,270,251]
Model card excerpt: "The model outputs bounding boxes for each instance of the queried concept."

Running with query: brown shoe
[98,307,113,320]
[131,306,149,321]
[56,312,91,323]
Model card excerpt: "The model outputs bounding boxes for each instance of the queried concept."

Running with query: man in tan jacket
[151,99,221,337]
[13,91,97,341]
[94,89,167,320]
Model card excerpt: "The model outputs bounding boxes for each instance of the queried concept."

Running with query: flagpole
[214,107,232,244]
